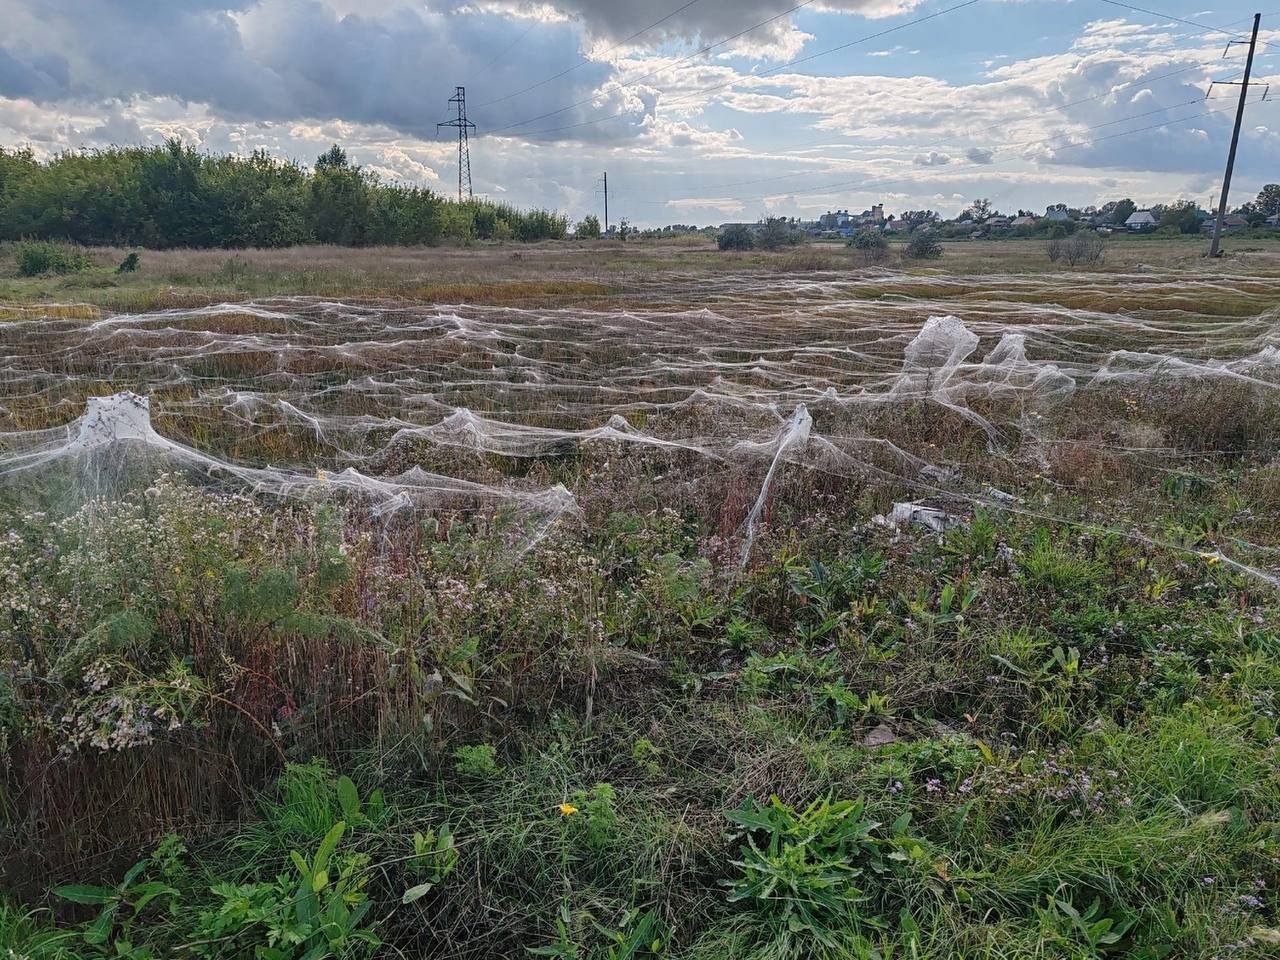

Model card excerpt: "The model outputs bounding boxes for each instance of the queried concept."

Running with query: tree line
[0,140,567,248]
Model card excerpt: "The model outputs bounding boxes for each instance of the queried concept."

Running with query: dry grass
[2,235,1279,312]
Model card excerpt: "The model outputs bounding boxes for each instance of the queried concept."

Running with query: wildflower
[1200,552,1221,566]
[558,803,578,817]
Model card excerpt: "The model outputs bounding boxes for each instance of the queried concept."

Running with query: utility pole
[603,171,609,235]
[1209,13,1261,257]
[437,86,476,203]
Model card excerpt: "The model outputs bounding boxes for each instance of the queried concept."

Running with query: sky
[0,0,1278,226]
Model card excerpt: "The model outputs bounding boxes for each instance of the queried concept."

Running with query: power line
[1098,1,1278,52]
[506,0,982,140]
[480,17,541,72]
[488,0,822,134]
[642,92,1210,200]
[491,0,1269,147]
[540,0,1272,199]
[615,95,1272,209]
[633,56,1238,199]
[474,0,706,109]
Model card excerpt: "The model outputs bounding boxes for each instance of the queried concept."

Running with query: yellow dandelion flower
[1200,552,1221,566]
[558,803,578,817]
[316,469,329,482]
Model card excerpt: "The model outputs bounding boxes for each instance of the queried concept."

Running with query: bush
[575,214,601,239]
[718,224,755,251]
[756,217,805,251]
[453,743,501,779]
[847,230,889,264]
[14,241,91,277]
[1047,231,1105,266]
[904,231,942,260]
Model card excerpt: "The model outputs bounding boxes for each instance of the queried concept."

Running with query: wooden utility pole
[603,171,609,235]
[1209,13,1261,258]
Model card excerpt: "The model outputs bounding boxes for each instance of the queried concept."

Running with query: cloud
[1,1,1277,226]
[0,0,629,141]
[913,150,951,166]
[488,0,926,50]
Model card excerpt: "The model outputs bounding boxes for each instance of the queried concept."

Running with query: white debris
[874,501,966,534]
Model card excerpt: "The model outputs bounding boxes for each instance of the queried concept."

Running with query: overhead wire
[473,0,706,108]
[503,0,1274,143]
[505,0,982,139]
[590,3,1277,212]
[486,0,822,132]
[1098,0,1278,52]
[612,93,1272,209]
[617,56,1241,199]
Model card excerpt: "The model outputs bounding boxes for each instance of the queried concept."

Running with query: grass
[1,237,1280,958]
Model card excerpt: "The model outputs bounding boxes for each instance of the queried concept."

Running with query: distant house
[985,216,1010,228]
[1010,216,1037,228]
[1044,208,1071,222]
[1267,212,1280,227]
[886,219,910,233]
[1201,214,1251,234]
[1125,210,1157,232]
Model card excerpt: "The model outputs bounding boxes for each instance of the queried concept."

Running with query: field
[3,236,1280,960]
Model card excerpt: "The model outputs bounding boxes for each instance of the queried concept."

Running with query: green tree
[575,214,601,239]
[1255,183,1280,217]
[0,140,566,249]
[1158,200,1203,235]
[757,217,804,251]
[309,148,370,246]
[1109,198,1137,226]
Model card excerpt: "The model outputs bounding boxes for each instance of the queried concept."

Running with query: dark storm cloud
[0,0,654,141]
[512,0,921,45]
[0,47,70,99]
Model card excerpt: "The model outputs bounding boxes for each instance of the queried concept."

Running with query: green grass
[3,244,1280,958]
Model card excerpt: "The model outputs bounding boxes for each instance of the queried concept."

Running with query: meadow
[2,236,1280,960]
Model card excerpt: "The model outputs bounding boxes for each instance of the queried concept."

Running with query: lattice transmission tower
[437,86,476,202]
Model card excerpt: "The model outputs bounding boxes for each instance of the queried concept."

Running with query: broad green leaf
[402,882,435,904]
[313,821,346,878]
[336,776,360,820]
[53,884,112,905]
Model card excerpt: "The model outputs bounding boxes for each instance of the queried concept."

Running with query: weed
[454,743,502,779]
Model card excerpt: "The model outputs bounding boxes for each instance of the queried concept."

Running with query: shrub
[1048,232,1106,266]
[757,217,805,251]
[718,224,755,251]
[904,231,942,260]
[115,252,140,273]
[575,214,601,239]
[14,241,91,277]
[454,743,501,779]
[847,230,889,264]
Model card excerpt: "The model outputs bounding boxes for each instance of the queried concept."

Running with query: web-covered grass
[2,256,1280,959]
